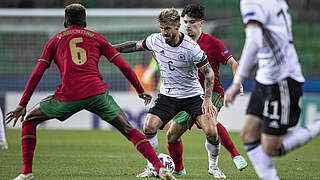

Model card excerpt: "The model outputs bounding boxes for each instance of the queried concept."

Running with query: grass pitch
[1,129,319,179]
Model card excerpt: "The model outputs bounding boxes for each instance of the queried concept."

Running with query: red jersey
[197,32,232,97]
[40,26,119,102]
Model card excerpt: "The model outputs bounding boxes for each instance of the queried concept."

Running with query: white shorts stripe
[279,79,290,125]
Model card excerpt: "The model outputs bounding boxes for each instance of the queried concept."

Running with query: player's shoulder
[241,0,275,9]
[201,33,225,46]
[183,33,198,47]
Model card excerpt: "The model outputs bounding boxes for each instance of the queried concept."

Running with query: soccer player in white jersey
[225,0,320,179]
[0,107,8,149]
[114,8,220,178]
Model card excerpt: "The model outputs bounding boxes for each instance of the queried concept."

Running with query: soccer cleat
[158,167,177,180]
[233,155,248,171]
[208,166,226,178]
[172,168,186,177]
[0,141,8,150]
[136,168,156,178]
[13,173,34,180]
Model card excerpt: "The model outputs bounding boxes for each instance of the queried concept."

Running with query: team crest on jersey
[178,54,185,60]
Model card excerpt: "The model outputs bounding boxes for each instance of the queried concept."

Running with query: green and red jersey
[19,26,143,107]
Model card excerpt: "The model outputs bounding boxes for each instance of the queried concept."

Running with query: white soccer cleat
[0,141,8,150]
[208,166,226,178]
[136,168,156,178]
[13,173,34,180]
[158,167,177,180]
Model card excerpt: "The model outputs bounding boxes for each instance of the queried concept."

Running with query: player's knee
[143,123,157,134]
[166,129,179,143]
[262,143,279,156]
[205,129,219,142]
[240,130,250,143]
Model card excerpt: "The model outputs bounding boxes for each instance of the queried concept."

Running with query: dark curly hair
[181,4,205,20]
[64,4,87,28]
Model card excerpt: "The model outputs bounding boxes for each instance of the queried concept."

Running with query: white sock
[282,121,320,154]
[205,138,220,168]
[144,133,158,152]
[247,144,279,180]
[144,133,158,170]
[0,107,7,143]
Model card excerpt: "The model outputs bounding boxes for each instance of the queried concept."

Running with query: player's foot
[13,173,34,180]
[158,167,177,180]
[233,155,248,171]
[0,141,8,150]
[136,168,156,178]
[208,166,226,178]
[172,168,186,177]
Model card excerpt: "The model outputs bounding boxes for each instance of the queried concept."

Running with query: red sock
[127,129,164,173]
[217,122,240,159]
[21,121,37,174]
[167,140,184,172]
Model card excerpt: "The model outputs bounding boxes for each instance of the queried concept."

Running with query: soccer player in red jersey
[165,4,248,177]
[5,4,176,180]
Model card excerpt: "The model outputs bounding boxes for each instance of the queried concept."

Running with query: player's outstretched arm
[225,23,263,107]
[227,57,244,96]
[6,60,48,126]
[112,55,152,105]
[199,63,217,118]
[113,40,146,53]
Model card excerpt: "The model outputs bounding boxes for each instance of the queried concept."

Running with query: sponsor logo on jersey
[221,49,229,56]
[160,50,165,54]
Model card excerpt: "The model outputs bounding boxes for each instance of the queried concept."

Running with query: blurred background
[0,0,319,130]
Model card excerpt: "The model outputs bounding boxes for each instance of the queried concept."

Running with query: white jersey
[143,33,207,98]
[240,0,305,84]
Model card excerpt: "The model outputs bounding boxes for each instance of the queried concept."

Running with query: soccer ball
[147,153,175,175]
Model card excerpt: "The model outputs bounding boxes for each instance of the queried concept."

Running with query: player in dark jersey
[164,4,247,178]
[5,4,176,180]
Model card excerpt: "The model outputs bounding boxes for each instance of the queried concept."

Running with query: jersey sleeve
[212,38,232,65]
[39,37,56,66]
[240,0,268,25]
[142,33,157,51]
[98,35,119,62]
[192,44,208,68]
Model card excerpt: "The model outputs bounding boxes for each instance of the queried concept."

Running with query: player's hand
[139,92,152,106]
[202,98,217,118]
[225,82,242,107]
[5,105,26,127]
[240,83,244,96]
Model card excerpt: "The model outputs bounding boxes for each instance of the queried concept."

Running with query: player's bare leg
[136,114,164,178]
[109,110,176,179]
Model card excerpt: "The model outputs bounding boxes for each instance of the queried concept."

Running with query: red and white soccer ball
[148,153,175,175]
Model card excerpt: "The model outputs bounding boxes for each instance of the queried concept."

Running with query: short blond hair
[158,8,180,24]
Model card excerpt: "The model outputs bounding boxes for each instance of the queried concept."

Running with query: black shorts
[246,77,303,135]
[148,94,203,127]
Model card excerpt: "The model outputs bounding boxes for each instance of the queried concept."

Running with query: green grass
[1,129,320,179]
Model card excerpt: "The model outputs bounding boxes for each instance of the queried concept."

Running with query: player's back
[240,0,305,84]
[41,26,118,102]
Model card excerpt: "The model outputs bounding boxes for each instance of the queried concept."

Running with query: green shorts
[40,91,120,121]
[172,92,224,129]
